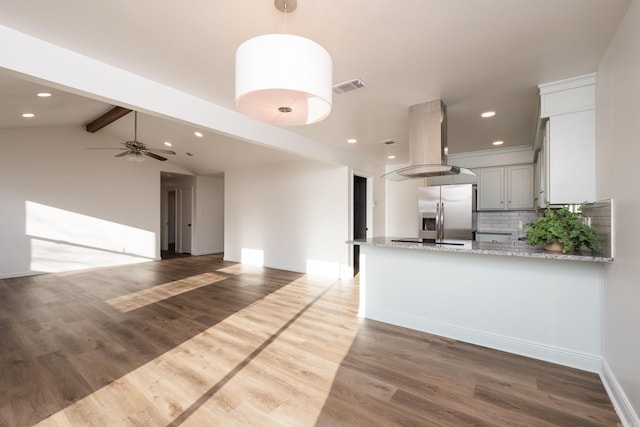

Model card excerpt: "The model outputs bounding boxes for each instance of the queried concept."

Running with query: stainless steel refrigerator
[418,184,476,242]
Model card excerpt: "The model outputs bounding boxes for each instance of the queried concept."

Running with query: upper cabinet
[478,164,534,211]
[478,167,504,210]
[538,74,596,205]
[506,164,535,210]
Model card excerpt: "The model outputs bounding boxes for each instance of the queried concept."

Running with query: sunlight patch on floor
[36,275,359,426]
[215,263,266,275]
[106,272,229,313]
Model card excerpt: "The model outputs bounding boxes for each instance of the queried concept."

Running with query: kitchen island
[348,237,612,372]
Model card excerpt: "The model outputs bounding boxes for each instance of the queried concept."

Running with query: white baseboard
[365,307,602,373]
[601,359,640,427]
[0,270,43,279]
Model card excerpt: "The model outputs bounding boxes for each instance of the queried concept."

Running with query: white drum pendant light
[235,0,332,126]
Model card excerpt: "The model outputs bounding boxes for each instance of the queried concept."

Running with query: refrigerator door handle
[435,202,440,241]
[440,202,445,241]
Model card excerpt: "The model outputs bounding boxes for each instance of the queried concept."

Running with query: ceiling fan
[88,111,176,162]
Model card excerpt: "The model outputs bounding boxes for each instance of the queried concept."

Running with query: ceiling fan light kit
[126,151,145,162]
[235,0,332,126]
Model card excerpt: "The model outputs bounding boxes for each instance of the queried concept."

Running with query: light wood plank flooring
[0,254,620,426]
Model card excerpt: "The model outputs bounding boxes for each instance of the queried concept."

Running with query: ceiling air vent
[333,78,367,95]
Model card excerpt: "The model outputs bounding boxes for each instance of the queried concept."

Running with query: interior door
[168,190,176,250]
[180,187,193,254]
[353,175,367,275]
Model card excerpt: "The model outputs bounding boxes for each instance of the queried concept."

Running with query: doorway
[161,173,194,259]
[353,175,367,275]
[167,189,176,252]
[162,189,190,259]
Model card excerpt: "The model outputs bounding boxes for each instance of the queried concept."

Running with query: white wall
[224,158,350,279]
[372,175,387,237]
[386,177,425,237]
[193,175,224,255]
[0,126,191,278]
[361,245,604,372]
[596,1,640,424]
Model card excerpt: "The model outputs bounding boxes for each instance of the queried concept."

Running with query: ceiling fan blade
[115,151,130,157]
[144,151,168,161]
[146,148,176,155]
[87,147,127,150]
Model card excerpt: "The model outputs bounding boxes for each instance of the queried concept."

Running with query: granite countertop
[347,237,613,264]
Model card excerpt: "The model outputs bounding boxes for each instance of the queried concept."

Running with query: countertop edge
[347,238,613,264]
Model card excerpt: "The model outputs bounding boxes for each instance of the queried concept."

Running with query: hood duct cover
[382,99,475,180]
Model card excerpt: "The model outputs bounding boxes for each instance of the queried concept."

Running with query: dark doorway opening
[353,175,367,276]
[161,188,192,260]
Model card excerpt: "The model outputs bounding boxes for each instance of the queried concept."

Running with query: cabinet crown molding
[539,73,595,118]
[538,73,596,95]
[450,145,534,169]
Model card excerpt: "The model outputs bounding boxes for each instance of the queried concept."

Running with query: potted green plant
[525,204,599,253]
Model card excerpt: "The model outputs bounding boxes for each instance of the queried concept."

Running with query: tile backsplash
[477,210,539,239]
[477,200,613,257]
[582,199,613,258]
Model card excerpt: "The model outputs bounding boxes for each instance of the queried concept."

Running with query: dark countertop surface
[347,237,613,264]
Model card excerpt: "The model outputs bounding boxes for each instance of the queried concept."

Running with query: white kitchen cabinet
[478,164,534,210]
[478,167,505,210]
[538,74,596,205]
[506,164,534,210]
[546,110,595,204]
[534,128,547,209]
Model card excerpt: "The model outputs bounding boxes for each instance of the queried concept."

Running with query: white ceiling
[0,0,631,175]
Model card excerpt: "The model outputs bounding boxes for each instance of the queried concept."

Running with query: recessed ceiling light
[194,131,203,138]
[164,141,173,147]
[388,155,396,159]
[481,111,496,118]
[37,92,52,97]
[492,140,504,146]
[347,138,357,144]
[21,113,35,118]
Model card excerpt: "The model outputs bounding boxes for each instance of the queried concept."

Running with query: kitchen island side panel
[359,245,603,372]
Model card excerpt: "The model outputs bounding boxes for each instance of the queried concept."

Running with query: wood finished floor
[0,254,620,426]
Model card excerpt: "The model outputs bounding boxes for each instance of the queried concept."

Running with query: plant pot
[544,241,565,253]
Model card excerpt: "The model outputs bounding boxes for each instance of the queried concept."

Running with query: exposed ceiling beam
[85,106,132,133]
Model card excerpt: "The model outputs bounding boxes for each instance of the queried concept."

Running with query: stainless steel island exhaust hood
[382,99,475,180]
